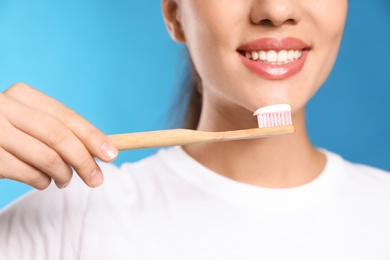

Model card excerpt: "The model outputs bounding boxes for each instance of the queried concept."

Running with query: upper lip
[237,37,310,52]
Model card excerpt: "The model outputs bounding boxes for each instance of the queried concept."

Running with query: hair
[166,0,202,129]
[170,49,202,129]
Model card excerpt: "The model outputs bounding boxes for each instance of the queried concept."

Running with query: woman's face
[164,0,348,122]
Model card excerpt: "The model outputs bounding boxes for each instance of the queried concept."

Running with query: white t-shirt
[1,147,390,260]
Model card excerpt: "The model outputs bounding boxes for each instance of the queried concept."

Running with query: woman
[1,0,390,259]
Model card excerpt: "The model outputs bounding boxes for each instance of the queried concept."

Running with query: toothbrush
[108,104,294,151]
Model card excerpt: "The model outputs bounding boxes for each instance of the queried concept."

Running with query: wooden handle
[108,129,214,150]
[108,125,295,151]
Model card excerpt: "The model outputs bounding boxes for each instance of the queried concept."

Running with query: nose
[250,0,302,26]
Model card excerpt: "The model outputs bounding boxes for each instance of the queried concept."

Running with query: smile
[242,50,303,65]
[237,37,310,80]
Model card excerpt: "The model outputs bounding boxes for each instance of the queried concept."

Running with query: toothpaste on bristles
[253,104,292,128]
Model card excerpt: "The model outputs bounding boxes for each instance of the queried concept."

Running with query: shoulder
[119,147,184,187]
[0,161,133,259]
[0,175,89,258]
[338,152,390,184]
[0,147,185,216]
[325,149,390,197]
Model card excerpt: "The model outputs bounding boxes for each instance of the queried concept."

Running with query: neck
[183,108,326,188]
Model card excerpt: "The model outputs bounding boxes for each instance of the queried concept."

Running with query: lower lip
[238,51,309,80]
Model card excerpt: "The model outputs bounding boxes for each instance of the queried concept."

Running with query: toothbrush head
[253,104,292,128]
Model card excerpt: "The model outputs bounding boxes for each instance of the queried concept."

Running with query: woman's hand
[0,83,118,189]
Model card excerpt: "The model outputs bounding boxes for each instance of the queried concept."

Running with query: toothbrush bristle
[253,104,292,128]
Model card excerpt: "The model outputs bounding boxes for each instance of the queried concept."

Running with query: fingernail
[60,181,70,189]
[101,142,118,160]
[56,180,70,189]
[89,169,103,188]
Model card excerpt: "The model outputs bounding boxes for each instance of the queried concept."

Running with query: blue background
[0,1,389,208]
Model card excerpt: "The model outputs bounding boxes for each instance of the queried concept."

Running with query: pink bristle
[253,104,292,128]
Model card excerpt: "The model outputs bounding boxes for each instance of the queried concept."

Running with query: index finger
[5,83,118,162]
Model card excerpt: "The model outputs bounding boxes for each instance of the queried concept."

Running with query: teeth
[259,51,267,61]
[244,49,304,64]
[294,50,302,59]
[267,51,277,62]
[277,50,288,63]
[287,50,295,61]
[251,51,259,61]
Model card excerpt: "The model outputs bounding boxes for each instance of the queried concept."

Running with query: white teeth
[288,50,295,61]
[294,50,302,59]
[259,51,267,61]
[251,51,259,61]
[267,51,277,62]
[277,50,288,63]
[244,49,304,64]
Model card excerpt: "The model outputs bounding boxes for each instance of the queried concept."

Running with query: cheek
[305,1,348,92]
[180,1,247,83]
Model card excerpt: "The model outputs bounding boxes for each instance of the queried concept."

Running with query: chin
[243,92,308,115]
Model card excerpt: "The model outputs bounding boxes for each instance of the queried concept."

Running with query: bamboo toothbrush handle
[108,125,295,151]
[109,129,211,150]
